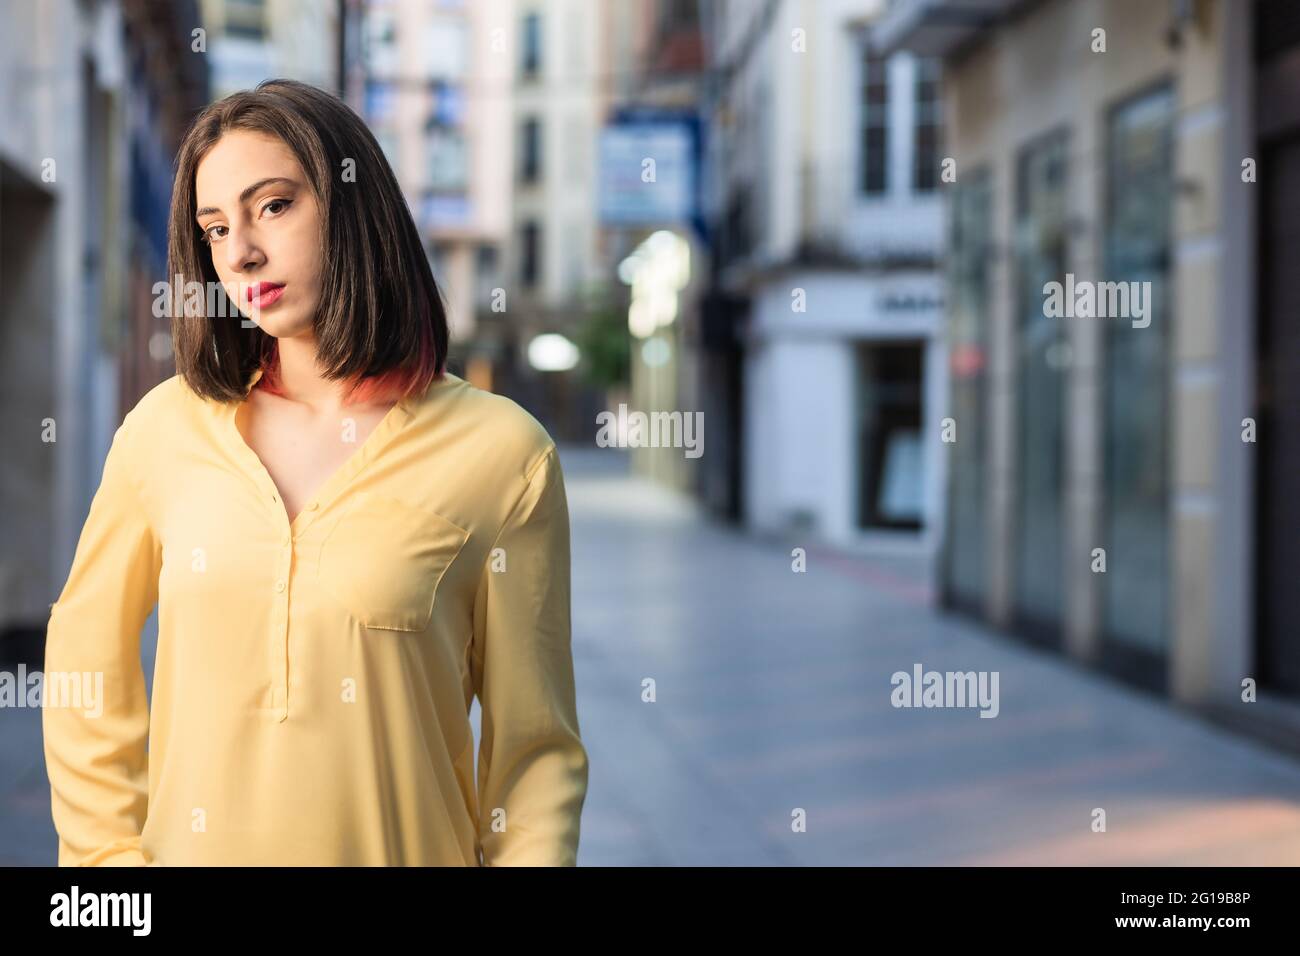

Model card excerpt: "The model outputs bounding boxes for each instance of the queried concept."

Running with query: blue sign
[599,110,703,239]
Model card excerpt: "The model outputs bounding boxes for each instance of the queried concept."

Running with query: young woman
[42,79,588,866]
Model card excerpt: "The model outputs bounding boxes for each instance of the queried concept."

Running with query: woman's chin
[242,313,309,339]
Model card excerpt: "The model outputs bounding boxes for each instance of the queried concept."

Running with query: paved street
[5,446,1300,865]
[562,448,1300,866]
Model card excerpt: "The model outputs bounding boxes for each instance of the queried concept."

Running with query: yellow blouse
[42,367,588,866]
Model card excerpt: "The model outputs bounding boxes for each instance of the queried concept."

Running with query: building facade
[342,0,512,363]
[875,0,1300,752]
[702,0,948,549]
[201,0,341,100]
[0,0,207,652]
[340,0,609,439]
[498,0,608,438]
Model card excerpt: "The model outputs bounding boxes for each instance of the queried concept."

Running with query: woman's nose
[225,230,265,272]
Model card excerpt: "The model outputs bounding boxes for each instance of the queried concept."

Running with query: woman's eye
[199,199,291,244]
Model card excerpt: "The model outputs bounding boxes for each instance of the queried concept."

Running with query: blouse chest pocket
[316,491,470,632]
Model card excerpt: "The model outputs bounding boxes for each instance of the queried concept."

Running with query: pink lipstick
[246,282,286,309]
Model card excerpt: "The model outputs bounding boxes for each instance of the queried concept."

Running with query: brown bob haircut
[166,78,448,404]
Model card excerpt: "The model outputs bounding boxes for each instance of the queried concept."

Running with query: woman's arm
[470,444,589,866]
[42,409,161,866]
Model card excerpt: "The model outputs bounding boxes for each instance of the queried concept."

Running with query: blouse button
[274,579,286,593]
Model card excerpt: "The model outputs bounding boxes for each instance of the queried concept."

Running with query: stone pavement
[561,447,1300,866]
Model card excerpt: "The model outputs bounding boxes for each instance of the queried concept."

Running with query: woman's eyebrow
[195,176,299,219]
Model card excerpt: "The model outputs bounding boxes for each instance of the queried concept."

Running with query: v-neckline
[224,365,419,536]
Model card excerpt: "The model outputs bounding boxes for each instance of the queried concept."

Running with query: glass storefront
[943,169,992,608]
[1013,130,1069,639]
[1103,85,1174,659]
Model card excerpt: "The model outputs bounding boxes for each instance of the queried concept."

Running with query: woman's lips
[247,282,286,309]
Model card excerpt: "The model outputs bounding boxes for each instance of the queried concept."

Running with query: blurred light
[617,254,642,285]
[628,299,657,339]
[641,337,672,368]
[527,333,580,371]
[950,343,985,378]
[625,230,690,339]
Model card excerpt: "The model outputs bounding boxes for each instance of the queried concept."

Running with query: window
[860,54,889,195]
[225,0,265,39]
[521,12,542,78]
[520,117,542,183]
[520,220,541,287]
[427,127,467,191]
[943,169,992,607]
[421,194,470,231]
[1013,129,1070,642]
[1102,84,1174,665]
[366,82,397,123]
[476,244,500,307]
[429,82,465,127]
[913,57,941,192]
[364,10,399,77]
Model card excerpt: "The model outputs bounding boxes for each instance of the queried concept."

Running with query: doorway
[856,341,924,531]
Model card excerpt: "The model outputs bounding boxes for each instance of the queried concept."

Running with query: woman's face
[194,129,323,339]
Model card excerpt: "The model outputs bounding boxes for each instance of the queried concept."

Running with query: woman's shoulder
[121,373,202,430]
[430,373,556,479]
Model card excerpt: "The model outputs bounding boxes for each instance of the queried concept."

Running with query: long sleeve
[470,444,589,866]
[42,408,161,866]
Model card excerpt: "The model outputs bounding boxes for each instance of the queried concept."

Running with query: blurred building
[874,0,1300,748]
[0,0,207,657]
[497,0,608,438]
[700,0,948,549]
[340,0,608,440]
[343,0,510,365]
[200,0,341,99]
